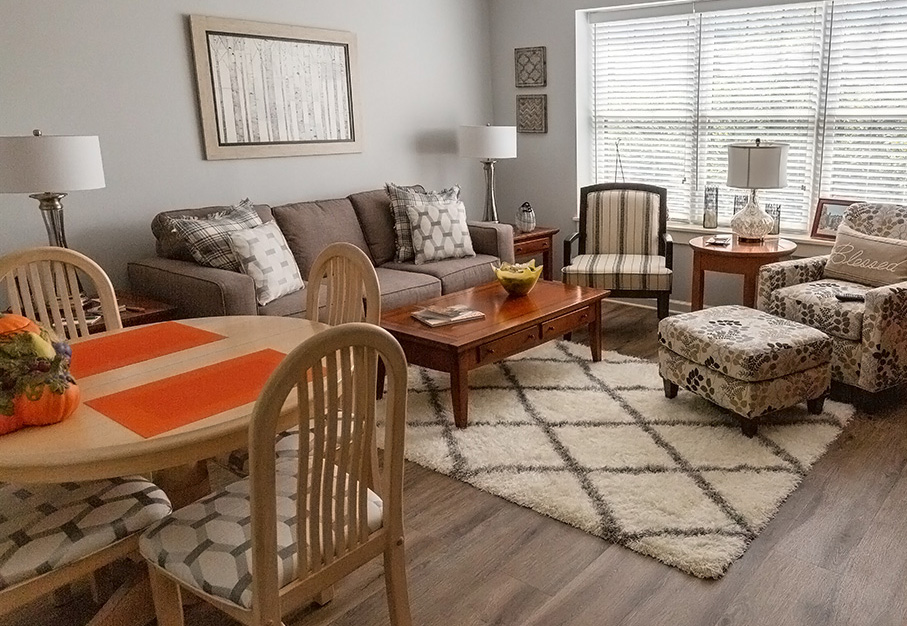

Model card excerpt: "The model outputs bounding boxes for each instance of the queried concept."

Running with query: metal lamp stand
[481,159,499,223]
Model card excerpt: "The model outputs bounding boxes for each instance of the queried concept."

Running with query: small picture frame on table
[811,198,860,240]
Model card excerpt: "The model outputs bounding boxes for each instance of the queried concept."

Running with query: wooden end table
[512,226,560,281]
[86,291,178,333]
[689,235,797,311]
[380,280,609,428]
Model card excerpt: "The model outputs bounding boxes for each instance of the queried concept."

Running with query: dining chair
[140,322,413,626]
[0,246,122,339]
[219,242,381,477]
[562,182,673,319]
[306,241,381,325]
[0,248,167,618]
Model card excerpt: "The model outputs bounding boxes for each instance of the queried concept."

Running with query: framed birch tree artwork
[189,15,361,160]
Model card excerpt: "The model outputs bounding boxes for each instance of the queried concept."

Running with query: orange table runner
[70,322,225,379]
[85,349,286,438]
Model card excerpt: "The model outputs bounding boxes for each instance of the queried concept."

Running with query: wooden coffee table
[380,280,609,428]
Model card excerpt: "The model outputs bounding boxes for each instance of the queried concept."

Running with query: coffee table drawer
[477,326,541,366]
[541,307,593,340]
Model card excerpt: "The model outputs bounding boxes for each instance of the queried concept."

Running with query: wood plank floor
[8,301,907,626]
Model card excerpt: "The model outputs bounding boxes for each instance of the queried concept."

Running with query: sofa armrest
[756,255,829,314]
[860,280,907,391]
[467,221,514,264]
[127,257,257,318]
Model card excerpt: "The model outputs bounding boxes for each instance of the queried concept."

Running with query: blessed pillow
[406,199,476,265]
[385,183,460,262]
[824,224,907,287]
[164,199,263,271]
[228,221,304,306]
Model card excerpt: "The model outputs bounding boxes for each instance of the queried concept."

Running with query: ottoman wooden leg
[663,379,678,399]
[739,416,758,438]
[807,396,826,414]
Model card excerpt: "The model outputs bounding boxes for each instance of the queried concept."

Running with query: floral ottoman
[658,305,832,436]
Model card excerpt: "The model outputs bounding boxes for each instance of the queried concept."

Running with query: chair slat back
[0,247,122,339]
[306,243,381,326]
[579,183,668,257]
[247,323,408,621]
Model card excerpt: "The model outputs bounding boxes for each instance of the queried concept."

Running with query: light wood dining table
[0,315,327,626]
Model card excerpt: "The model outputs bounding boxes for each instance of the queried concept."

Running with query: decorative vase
[515,201,536,233]
[730,191,774,243]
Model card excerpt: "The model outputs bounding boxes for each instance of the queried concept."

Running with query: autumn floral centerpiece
[0,313,80,435]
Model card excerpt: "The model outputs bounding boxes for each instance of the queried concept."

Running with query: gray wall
[0,0,492,285]
[488,0,832,310]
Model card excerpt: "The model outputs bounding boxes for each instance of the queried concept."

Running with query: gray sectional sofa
[127,188,515,318]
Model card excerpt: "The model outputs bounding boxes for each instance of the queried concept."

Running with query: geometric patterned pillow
[227,221,304,306]
[406,199,476,265]
[385,182,460,262]
[164,199,263,271]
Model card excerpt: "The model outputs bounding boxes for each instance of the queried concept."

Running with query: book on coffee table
[411,304,485,327]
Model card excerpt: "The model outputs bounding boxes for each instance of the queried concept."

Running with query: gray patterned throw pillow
[228,221,304,305]
[165,199,263,271]
[385,183,460,262]
[406,199,476,265]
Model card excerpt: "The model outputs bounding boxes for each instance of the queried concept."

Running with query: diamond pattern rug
[380,341,854,579]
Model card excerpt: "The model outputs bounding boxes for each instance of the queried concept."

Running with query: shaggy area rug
[380,341,854,578]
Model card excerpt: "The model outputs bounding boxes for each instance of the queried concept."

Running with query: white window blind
[589,0,907,232]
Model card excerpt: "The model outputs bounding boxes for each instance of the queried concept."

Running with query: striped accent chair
[563,183,673,318]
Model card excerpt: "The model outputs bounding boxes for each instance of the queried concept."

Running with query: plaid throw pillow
[406,199,476,264]
[164,199,263,271]
[228,221,304,305]
[385,183,460,262]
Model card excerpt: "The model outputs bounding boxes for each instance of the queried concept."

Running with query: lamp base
[730,189,773,244]
[481,159,499,223]
[30,192,69,248]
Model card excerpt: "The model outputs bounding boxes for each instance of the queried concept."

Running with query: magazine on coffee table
[411,304,485,327]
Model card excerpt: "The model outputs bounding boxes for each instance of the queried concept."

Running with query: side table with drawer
[512,226,560,281]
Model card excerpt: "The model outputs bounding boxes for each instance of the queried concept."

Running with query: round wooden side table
[689,235,797,311]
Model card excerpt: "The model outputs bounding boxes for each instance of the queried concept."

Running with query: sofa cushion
[407,199,476,264]
[153,202,273,261]
[374,267,441,311]
[271,198,372,277]
[348,189,398,266]
[382,254,496,294]
[385,182,460,263]
[771,279,871,342]
[228,221,303,306]
[163,200,263,271]
[824,224,907,287]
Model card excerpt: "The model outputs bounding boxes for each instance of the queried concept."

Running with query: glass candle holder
[703,185,719,229]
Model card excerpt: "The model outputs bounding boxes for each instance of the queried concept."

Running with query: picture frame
[811,198,859,240]
[189,15,361,160]
[514,46,547,88]
[517,95,547,133]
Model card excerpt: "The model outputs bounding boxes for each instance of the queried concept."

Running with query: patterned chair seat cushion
[658,305,831,382]
[139,463,383,609]
[562,254,672,291]
[0,477,171,590]
[218,426,306,477]
[771,279,872,342]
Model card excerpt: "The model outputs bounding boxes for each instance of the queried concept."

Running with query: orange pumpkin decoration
[0,313,80,435]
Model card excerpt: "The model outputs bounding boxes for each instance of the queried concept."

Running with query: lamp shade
[458,125,517,160]
[0,134,105,193]
[727,141,788,189]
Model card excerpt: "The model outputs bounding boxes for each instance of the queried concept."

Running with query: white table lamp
[0,130,106,247]
[458,125,517,222]
[727,139,787,242]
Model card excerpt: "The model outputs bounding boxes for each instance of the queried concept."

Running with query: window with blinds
[589,0,907,232]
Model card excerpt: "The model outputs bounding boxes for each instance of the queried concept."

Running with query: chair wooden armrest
[663,233,674,270]
[563,231,580,267]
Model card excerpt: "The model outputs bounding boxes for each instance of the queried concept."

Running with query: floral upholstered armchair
[757,203,907,393]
